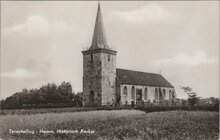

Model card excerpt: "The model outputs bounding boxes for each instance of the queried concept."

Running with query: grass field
[0,110,219,140]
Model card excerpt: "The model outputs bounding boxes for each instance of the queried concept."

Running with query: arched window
[144,87,148,100]
[169,90,172,100]
[131,86,135,100]
[155,88,158,100]
[159,88,163,100]
[123,86,127,96]
[163,89,166,98]
[89,90,94,103]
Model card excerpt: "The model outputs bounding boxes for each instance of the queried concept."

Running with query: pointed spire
[90,2,109,50]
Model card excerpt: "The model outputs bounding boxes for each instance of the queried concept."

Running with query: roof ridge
[116,68,160,76]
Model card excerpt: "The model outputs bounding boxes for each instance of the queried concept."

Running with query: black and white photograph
[0,1,219,139]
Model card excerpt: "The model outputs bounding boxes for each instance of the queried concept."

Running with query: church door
[136,89,142,101]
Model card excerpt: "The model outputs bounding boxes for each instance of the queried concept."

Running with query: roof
[116,68,174,88]
[89,3,109,50]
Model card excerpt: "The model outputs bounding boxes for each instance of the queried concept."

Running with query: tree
[72,92,83,107]
[181,86,200,106]
[58,82,73,103]
[1,81,76,109]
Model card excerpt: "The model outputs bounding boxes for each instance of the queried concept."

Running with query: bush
[136,105,219,113]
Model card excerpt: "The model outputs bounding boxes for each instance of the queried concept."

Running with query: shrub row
[136,104,219,112]
[0,104,218,115]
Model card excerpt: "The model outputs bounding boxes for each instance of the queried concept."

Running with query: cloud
[1,68,40,79]
[110,4,183,24]
[153,50,218,66]
[3,15,75,39]
[3,15,50,38]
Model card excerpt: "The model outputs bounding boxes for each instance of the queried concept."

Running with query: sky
[1,1,219,99]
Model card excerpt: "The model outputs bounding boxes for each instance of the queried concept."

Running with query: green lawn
[0,110,219,140]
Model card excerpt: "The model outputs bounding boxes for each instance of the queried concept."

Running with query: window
[131,86,135,100]
[169,90,172,100]
[159,88,163,100]
[123,86,127,96]
[108,55,110,61]
[91,54,93,62]
[145,87,148,100]
[163,89,166,98]
[155,88,158,100]
[172,90,175,99]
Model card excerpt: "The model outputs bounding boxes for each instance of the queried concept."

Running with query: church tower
[82,3,117,106]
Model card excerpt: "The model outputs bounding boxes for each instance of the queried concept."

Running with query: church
[82,3,176,106]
